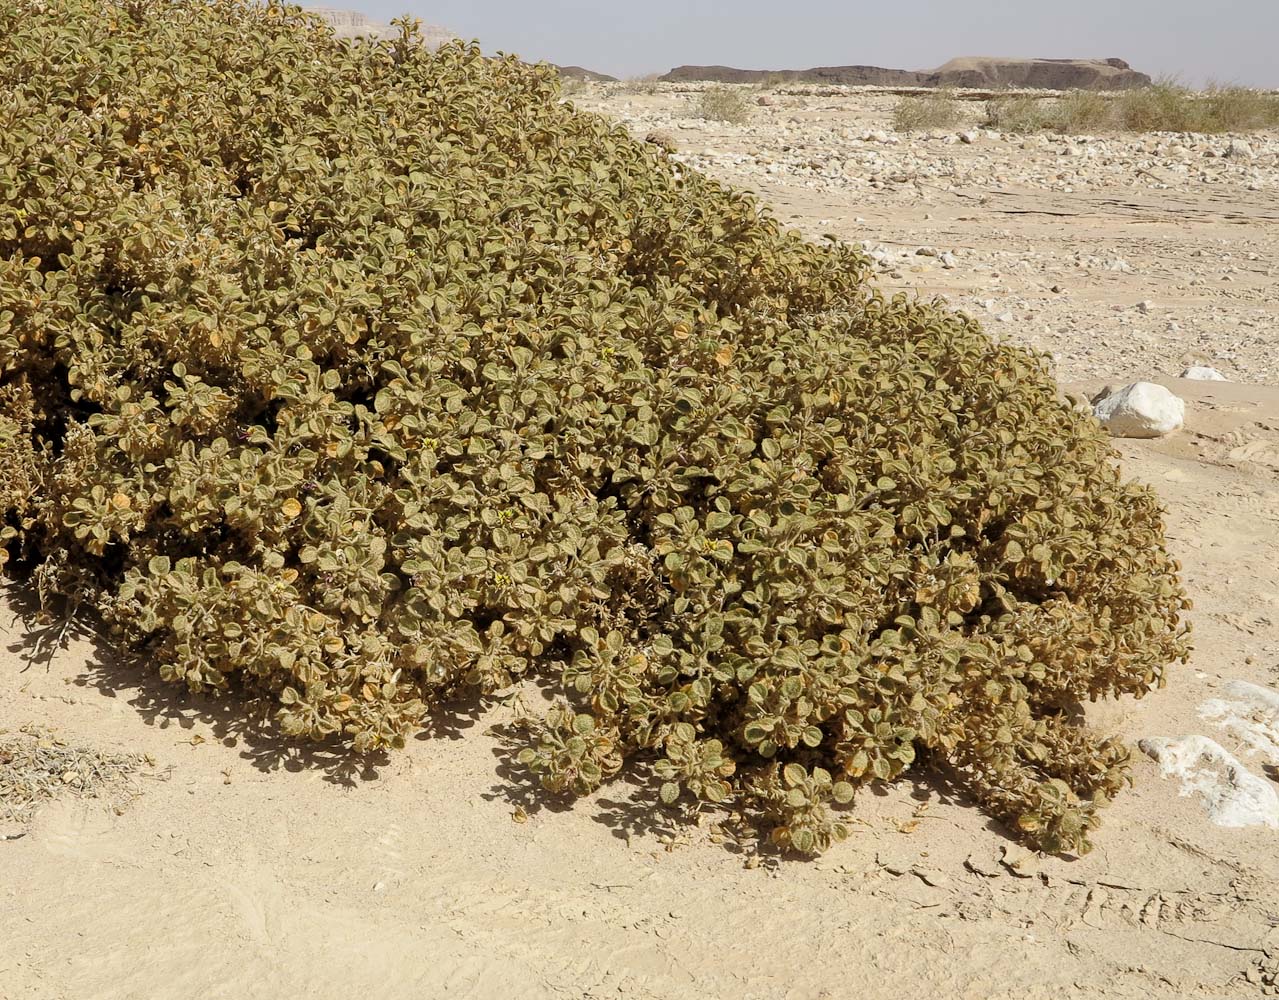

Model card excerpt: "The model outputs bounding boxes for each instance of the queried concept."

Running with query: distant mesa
[661,64,924,87]
[298,14,1147,92]
[302,7,457,48]
[661,57,1153,90]
[930,57,1152,90]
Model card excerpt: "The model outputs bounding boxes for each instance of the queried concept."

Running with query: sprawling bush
[0,0,1189,854]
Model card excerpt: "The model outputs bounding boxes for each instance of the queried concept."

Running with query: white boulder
[1226,138,1255,159]
[1139,735,1279,829]
[1200,680,1279,763]
[1181,365,1226,381]
[1092,382,1185,438]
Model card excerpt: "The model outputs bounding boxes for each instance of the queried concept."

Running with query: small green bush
[695,86,751,124]
[1,0,1190,855]
[892,92,963,132]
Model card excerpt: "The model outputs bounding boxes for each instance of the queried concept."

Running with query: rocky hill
[661,57,1152,90]
[662,64,925,86]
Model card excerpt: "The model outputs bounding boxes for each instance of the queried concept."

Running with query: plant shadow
[482,724,702,847]
[4,581,385,787]
[2,581,97,672]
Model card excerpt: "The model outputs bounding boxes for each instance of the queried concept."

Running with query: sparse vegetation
[985,82,1279,134]
[892,91,965,132]
[1,726,147,823]
[755,73,793,89]
[621,74,661,96]
[557,74,586,99]
[982,95,1055,133]
[696,85,752,124]
[1,0,1192,856]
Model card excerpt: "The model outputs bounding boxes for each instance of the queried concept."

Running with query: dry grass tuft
[0,726,150,824]
[695,85,752,124]
[892,91,964,132]
[982,94,1055,133]
[620,74,661,96]
[984,82,1279,134]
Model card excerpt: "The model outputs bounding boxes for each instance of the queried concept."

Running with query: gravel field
[573,83,1279,386]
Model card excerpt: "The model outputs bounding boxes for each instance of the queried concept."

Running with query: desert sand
[3,84,1278,1000]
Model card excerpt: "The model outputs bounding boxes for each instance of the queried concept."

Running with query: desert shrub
[695,86,751,124]
[1052,90,1114,133]
[621,75,660,96]
[983,95,1055,133]
[1112,81,1203,132]
[892,92,963,132]
[1194,85,1279,132]
[987,83,1279,135]
[0,0,1190,855]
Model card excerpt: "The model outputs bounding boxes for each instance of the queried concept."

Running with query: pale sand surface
[3,89,1278,1000]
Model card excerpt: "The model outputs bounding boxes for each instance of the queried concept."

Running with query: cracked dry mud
[2,85,1278,1000]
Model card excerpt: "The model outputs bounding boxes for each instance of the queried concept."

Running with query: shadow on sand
[4,581,384,787]
[5,579,1050,855]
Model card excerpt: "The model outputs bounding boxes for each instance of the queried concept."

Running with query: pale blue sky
[335,0,1278,87]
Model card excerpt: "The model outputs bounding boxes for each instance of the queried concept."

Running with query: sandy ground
[3,86,1279,1000]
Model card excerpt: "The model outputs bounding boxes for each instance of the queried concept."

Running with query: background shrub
[892,91,964,132]
[983,95,1055,133]
[695,85,752,124]
[0,0,1189,854]
[985,82,1279,134]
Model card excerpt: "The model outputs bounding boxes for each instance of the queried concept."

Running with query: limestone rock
[644,130,678,153]
[1227,139,1255,160]
[1139,735,1279,829]
[1093,382,1185,438]
[1181,365,1226,381]
[1199,680,1279,762]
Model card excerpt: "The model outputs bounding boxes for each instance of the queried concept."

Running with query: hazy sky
[338,0,1278,87]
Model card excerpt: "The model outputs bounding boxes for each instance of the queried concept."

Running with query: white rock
[1226,139,1254,159]
[1093,382,1185,438]
[1199,680,1279,762]
[1181,365,1226,381]
[1139,735,1279,829]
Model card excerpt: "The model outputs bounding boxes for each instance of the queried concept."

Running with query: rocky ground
[2,84,1278,1000]
[573,83,1279,386]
